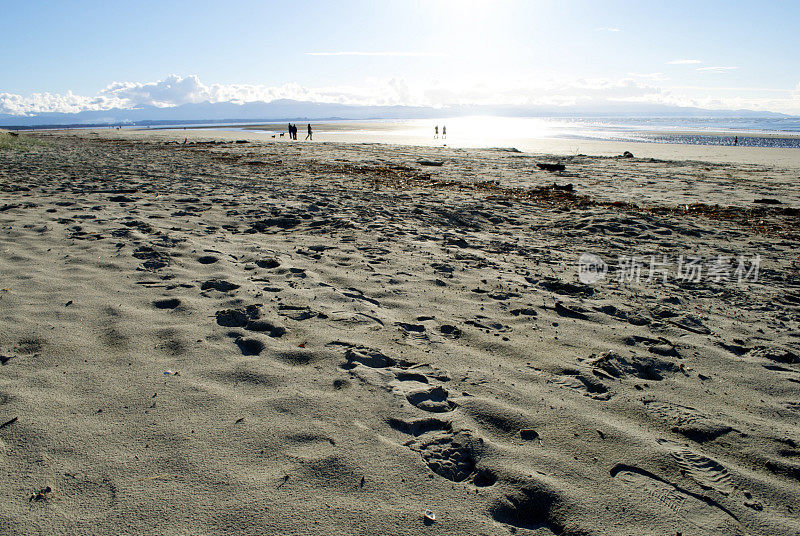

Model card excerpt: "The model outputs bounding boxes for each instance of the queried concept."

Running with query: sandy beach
[1,129,799,535]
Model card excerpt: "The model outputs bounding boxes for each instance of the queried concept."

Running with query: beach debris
[28,486,51,502]
[423,509,436,523]
[549,182,573,192]
[753,198,781,204]
[1,416,18,429]
[621,151,634,158]
[163,369,180,376]
[417,160,444,166]
[536,162,565,172]
[8,131,19,137]
[519,429,539,441]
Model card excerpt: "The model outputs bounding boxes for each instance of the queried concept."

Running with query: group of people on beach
[434,125,446,139]
[287,123,312,140]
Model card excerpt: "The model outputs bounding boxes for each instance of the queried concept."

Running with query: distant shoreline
[31,125,800,168]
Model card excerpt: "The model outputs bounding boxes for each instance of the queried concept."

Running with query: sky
[1,0,799,116]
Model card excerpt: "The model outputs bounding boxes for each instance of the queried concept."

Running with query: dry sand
[1,129,799,535]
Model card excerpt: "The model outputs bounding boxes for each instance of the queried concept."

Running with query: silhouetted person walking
[434,125,438,138]
[305,123,312,141]
[442,125,446,139]
[734,135,738,146]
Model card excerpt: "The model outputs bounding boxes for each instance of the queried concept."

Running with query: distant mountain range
[0,99,791,128]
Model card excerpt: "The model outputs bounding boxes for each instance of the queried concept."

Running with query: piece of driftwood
[536,162,565,172]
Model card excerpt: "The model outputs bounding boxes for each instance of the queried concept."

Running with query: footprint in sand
[550,368,611,400]
[46,472,117,521]
[285,433,336,460]
[644,400,733,442]
[389,416,491,485]
[405,385,457,413]
[657,439,734,496]
[396,322,429,345]
[584,350,679,381]
[277,304,318,321]
[132,245,170,271]
[215,305,260,327]
[405,430,478,482]
[535,276,594,297]
[216,307,286,337]
[245,320,286,337]
[610,464,739,533]
[152,298,181,309]
[16,337,44,355]
[235,337,265,356]
[553,301,590,320]
[255,258,280,269]
[342,346,397,369]
[197,255,218,264]
[489,482,560,532]
[387,416,451,436]
[393,371,429,383]
[201,279,240,292]
[439,324,462,338]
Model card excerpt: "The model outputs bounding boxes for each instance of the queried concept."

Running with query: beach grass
[0,129,50,151]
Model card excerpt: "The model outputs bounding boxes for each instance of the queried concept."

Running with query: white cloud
[668,59,702,65]
[627,72,669,82]
[696,66,738,73]
[0,90,125,115]
[2,73,799,117]
[594,27,621,32]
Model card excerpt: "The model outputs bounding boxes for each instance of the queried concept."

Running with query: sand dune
[0,129,798,535]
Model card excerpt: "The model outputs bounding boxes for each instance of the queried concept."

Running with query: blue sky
[1,0,798,115]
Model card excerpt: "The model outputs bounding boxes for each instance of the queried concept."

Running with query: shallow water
[165,116,800,149]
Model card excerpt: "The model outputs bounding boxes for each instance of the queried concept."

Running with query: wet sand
[1,128,799,535]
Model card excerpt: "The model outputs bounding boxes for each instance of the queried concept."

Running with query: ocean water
[153,116,800,150]
[298,116,800,149]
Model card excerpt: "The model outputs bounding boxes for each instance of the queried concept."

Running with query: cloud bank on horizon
[1,74,799,117]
